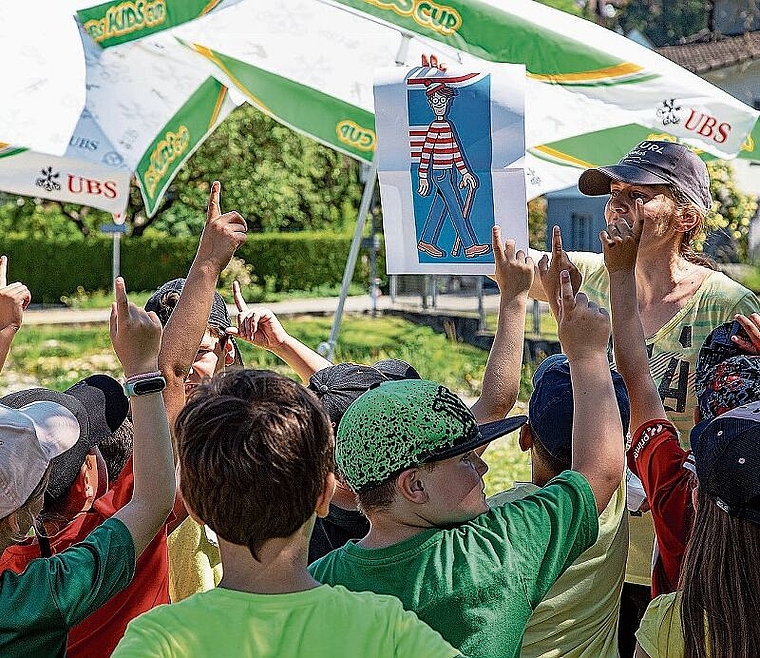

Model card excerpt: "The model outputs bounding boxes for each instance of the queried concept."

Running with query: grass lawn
[3,313,533,494]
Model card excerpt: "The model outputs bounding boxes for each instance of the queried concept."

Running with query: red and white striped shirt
[415,120,468,177]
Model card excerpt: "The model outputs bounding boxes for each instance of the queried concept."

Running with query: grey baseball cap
[578,140,712,212]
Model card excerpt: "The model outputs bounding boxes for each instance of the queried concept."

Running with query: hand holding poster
[374,62,528,274]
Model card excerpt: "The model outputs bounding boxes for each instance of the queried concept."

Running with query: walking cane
[450,184,477,257]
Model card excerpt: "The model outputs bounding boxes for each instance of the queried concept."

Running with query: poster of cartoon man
[415,81,491,260]
[374,62,527,275]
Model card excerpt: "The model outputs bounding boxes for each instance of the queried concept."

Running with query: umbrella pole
[112,232,121,292]
[318,156,378,360]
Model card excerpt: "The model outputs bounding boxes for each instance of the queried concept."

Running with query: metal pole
[318,157,378,359]
[476,276,485,332]
[112,233,121,292]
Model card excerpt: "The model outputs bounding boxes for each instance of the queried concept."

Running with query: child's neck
[217,532,321,595]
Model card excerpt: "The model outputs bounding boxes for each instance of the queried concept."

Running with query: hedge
[0,232,384,303]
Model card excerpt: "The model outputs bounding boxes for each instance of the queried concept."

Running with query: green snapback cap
[336,380,525,492]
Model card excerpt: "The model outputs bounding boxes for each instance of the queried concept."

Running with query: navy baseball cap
[691,400,760,525]
[529,354,630,462]
[578,140,712,212]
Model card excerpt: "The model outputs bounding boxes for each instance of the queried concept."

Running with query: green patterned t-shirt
[570,251,760,445]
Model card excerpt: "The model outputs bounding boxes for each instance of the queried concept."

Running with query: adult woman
[532,139,760,657]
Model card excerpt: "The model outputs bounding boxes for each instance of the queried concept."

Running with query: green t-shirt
[571,251,760,442]
[489,479,627,658]
[0,517,135,658]
[309,470,598,658]
[113,583,461,657]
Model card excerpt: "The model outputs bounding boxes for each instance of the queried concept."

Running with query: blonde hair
[669,185,715,270]
[0,466,51,544]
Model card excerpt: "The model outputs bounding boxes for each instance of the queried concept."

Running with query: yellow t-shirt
[570,252,760,585]
[488,478,627,658]
[635,591,684,658]
[167,518,222,602]
[113,584,461,657]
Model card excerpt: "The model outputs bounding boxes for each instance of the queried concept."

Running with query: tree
[0,105,363,239]
[614,0,708,46]
[701,160,759,261]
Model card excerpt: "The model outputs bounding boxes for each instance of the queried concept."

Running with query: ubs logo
[35,167,61,192]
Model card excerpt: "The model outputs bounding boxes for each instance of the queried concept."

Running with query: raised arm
[470,225,533,423]
[159,181,247,424]
[601,201,666,432]
[557,270,624,513]
[110,278,175,557]
[0,256,31,374]
[226,281,331,383]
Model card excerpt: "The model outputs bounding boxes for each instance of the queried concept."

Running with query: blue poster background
[408,75,494,264]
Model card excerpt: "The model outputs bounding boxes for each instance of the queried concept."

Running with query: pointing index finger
[233,280,248,312]
[552,225,563,254]
[207,180,221,222]
[559,269,575,311]
[114,276,128,312]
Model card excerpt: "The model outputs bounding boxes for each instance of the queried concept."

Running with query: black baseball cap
[308,363,390,426]
[1,375,129,499]
[528,354,630,462]
[691,399,760,525]
[578,140,712,212]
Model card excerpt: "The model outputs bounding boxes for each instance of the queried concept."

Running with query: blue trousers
[419,168,478,248]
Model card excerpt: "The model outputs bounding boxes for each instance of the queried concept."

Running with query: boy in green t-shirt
[113,369,461,658]
[0,277,175,657]
[309,269,626,658]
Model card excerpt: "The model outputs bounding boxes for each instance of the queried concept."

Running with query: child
[634,401,760,657]
[0,277,174,656]
[113,369,461,657]
[309,270,626,658]
[488,353,630,658]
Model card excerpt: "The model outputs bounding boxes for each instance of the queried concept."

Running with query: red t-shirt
[627,419,696,597]
[0,458,172,658]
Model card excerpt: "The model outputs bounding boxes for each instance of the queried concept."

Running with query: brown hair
[670,185,716,270]
[680,487,760,658]
[175,369,334,560]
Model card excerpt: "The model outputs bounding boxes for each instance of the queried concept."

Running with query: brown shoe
[417,240,446,258]
[464,243,492,258]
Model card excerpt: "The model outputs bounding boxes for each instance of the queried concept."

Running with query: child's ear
[518,424,534,453]
[397,469,428,504]
[315,472,337,518]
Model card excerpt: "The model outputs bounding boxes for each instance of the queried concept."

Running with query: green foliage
[0,233,378,303]
[147,106,364,236]
[700,161,759,261]
[615,0,708,46]
[528,197,548,250]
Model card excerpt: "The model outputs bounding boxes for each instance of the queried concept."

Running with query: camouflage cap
[336,380,525,493]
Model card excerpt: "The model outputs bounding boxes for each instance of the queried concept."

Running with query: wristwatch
[123,375,166,397]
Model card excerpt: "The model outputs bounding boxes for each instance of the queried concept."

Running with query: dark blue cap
[691,400,760,525]
[528,354,630,462]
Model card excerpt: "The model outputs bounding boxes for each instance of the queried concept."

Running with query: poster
[374,63,527,274]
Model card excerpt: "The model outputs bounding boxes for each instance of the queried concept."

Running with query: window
[571,212,594,251]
